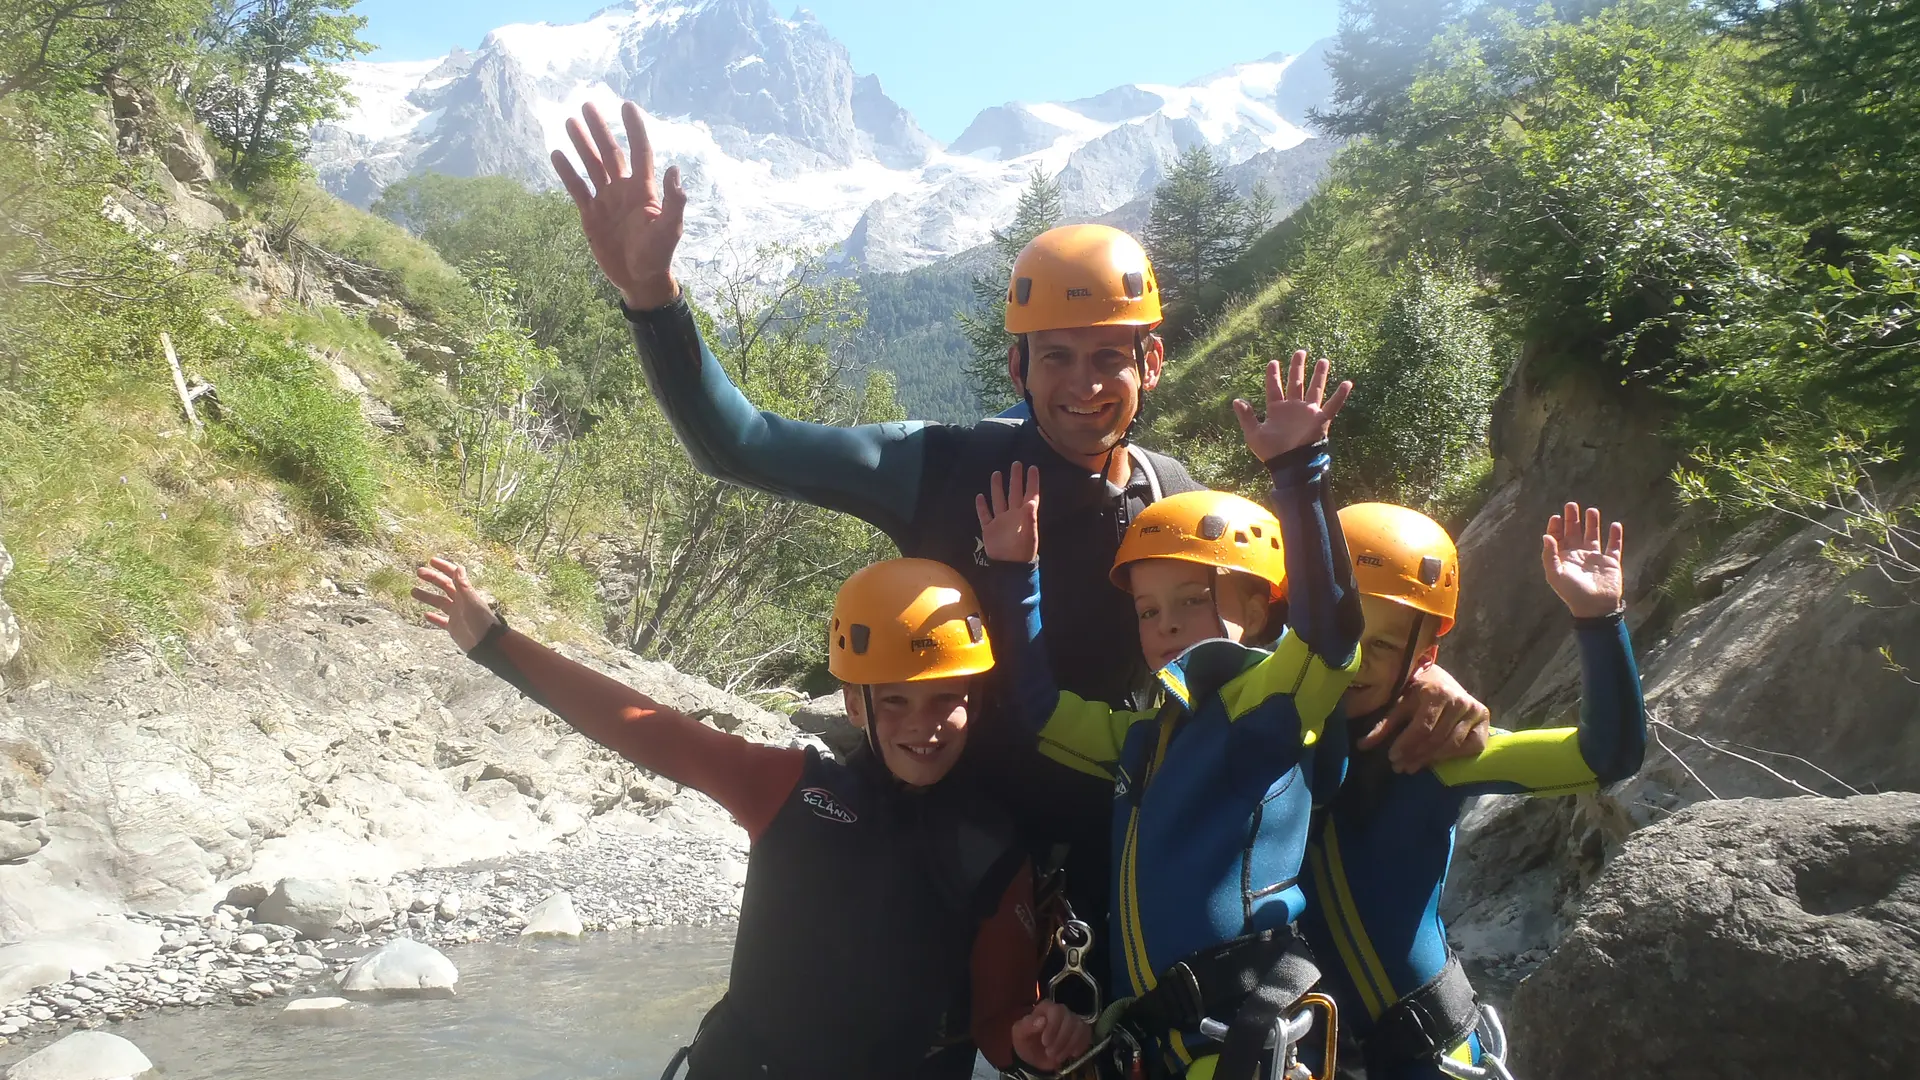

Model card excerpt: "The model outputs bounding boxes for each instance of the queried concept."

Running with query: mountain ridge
[311,1,1339,273]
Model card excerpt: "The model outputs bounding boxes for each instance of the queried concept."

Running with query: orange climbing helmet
[1111,490,1288,600]
[1004,224,1163,335]
[1338,503,1460,635]
[827,558,995,685]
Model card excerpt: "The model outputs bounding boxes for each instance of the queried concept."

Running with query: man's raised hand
[1233,349,1352,463]
[975,463,1041,564]
[1543,503,1625,619]
[551,101,686,310]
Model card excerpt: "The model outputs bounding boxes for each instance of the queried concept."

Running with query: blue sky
[351,0,1345,142]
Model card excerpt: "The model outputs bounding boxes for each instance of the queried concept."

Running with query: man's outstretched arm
[554,98,926,538]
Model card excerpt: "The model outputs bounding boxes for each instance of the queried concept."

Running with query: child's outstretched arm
[1541,503,1646,783]
[976,466,1146,775]
[1233,349,1365,668]
[1432,505,1647,794]
[412,558,800,840]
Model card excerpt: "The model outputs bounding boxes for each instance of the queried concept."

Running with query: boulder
[1512,793,1920,1079]
[789,693,862,759]
[253,878,349,940]
[335,938,458,998]
[281,996,354,1025]
[0,918,161,1004]
[157,124,216,186]
[5,1030,153,1079]
[519,890,584,940]
[221,882,270,909]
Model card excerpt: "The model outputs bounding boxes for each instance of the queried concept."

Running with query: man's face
[1345,594,1440,716]
[843,676,972,787]
[1008,326,1165,463]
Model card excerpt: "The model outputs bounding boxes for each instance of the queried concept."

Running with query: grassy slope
[0,109,596,683]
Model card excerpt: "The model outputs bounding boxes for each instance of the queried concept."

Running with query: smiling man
[553,99,1494,978]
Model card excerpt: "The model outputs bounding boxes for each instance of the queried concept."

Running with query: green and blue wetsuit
[1301,614,1646,1078]
[987,445,1365,1079]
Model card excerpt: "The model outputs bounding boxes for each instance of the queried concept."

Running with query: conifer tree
[1143,145,1271,306]
[957,168,1061,412]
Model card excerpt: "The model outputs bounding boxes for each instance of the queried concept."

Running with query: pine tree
[957,168,1061,413]
[1143,145,1272,307]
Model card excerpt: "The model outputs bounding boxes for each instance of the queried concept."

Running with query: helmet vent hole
[1250,525,1262,538]
[966,614,984,644]
[1122,271,1144,298]
[1233,530,1249,546]
[1015,277,1033,305]
[836,634,846,649]
[1270,537,1280,549]
[1198,514,1227,541]
[850,625,871,654]
[1419,556,1444,587]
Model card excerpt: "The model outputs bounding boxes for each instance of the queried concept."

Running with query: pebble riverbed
[0,825,747,1046]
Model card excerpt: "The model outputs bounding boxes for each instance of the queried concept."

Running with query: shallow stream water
[0,928,737,1080]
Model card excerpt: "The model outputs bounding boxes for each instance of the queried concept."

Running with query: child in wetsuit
[982,351,1365,1080]
[412,556,1091,1079]
[1299,502,1646,1079]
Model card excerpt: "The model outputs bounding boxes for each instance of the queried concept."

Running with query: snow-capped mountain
[310,0,1337,273]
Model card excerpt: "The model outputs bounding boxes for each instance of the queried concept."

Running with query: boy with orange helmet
[1299,503,1646,1080]
[981,351,1365,1080]
[412,555,1087,1079]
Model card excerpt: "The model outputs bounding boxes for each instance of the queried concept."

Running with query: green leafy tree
[957,167,1060,413]
[1720,0,1920,251]
[0,0,205,103]
[191,0,368,184]
[1143,144,1272,307]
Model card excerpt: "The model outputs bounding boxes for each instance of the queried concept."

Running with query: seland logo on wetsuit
[801,787,857,824]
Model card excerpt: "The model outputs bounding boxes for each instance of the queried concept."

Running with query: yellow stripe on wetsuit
[1308,819,1397,1020]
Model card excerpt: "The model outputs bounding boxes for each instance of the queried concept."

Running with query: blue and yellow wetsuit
[1301,614,1646,1078]
[988,445,1365,1079]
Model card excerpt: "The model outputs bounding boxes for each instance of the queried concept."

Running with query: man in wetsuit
[550,100,1496,975]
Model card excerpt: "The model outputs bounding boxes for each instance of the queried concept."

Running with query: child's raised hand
[975,462,1041,564]
[1233,349,1353,463]
[1012,1001,1093,1072]
[1542,503,1625,619]
[412,557,500,651]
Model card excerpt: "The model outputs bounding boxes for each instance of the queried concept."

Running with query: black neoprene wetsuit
[626,298,1202,961]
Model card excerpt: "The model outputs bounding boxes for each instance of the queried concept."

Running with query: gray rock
[250,923,297,943]
[222,883,271,909]
[335,938,457,997]
[434,893,462,920]
[157,124,216,186]
[5,1030,153,1079]
[788,694,862,759]
[1512,793,1920,1079]
[232,934,267,954]
[281,995,354,1025]
[254,879,348,940]
[519,891,583,940]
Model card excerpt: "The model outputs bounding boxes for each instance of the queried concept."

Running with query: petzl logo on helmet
[801,788,857,824]
[1066,287,1093,298]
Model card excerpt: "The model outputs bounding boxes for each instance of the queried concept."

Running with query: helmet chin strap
[1387,613,1428,712]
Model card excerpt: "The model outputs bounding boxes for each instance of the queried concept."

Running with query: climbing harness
[1436,1006,1517,1080]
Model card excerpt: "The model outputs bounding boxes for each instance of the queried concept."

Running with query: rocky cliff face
[0,597,802,944]
[1438,340,1920,977]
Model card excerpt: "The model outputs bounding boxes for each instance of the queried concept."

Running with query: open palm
[1233,349,1352,462]
[1542,503,1625,619]
[551,101,686,307]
